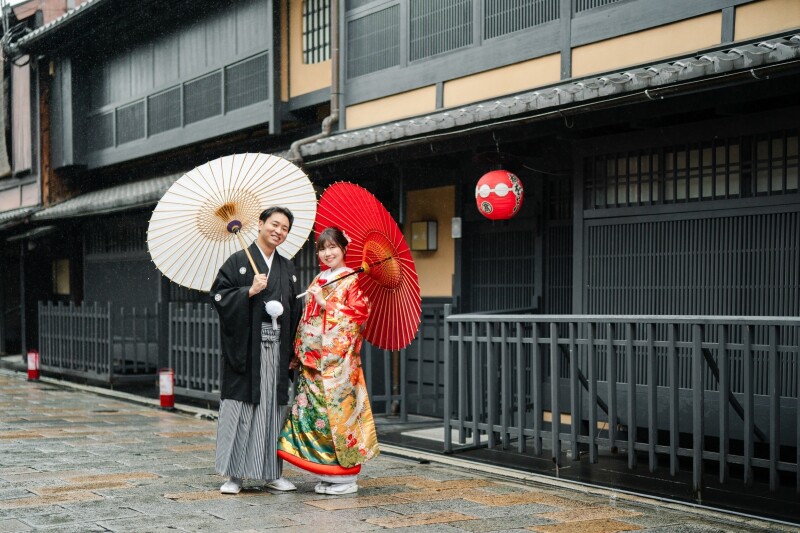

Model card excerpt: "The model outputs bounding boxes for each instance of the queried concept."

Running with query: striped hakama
[215,323,284,481]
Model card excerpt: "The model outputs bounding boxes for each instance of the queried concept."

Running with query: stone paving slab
[528,518,643,532]
[0,370,795,533]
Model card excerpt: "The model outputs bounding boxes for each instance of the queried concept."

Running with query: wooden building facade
[0,0,798,513]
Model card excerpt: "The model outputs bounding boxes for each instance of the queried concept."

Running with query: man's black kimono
[210,242,302,405]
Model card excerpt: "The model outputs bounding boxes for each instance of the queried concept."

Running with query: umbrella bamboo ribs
[313,181,421,350]
[146,153,316,292]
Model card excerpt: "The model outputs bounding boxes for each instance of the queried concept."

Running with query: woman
[277,227,379,495]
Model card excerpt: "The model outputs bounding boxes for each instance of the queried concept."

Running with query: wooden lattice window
[303,0,331,64]
[409,0,473,61]
[347,5,400,78]
[484,0,559,40]
[574,0,622,13]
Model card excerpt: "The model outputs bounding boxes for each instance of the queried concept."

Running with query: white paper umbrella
[147,153,316,292]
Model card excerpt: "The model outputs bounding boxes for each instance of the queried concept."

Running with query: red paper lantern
[475,170,524,220]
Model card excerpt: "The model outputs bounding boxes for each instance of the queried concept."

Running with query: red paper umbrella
[315,182,421,351]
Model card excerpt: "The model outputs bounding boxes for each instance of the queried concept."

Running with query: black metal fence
[37,298,447,411]
[168,302,221,401]
[443,308,800,496]
[166,302,445,413]
[405,304,447,416]
[38,301,159,383]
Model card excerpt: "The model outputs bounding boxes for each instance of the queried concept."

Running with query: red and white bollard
[159,368,175,409]
[27,350,40,381]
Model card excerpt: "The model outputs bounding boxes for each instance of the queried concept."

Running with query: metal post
[516,320,525,453]
[626,322,637,469]
[0,272,6,355]
[471,322,480,447]
[383,350,391,415]
[588,322,598,463]
[106,302,113,383]
[669,323,679,476]
[416,321,424,414]
[743,324,754,486]
[768,325,779,491]
[181,303,193,394]
[533,323,542,455]
[692,324,704,501]
[487,322,496,449]
[36,302,42,367]
[19,242,26,360]
[458,321,466,445]
[443,304,451,452]
[432,307,441,416]
[204,303,212,393]
[607,323,617,451]
[400,347,407,422]
[391,350,401,416]
[158,298,169,370]
[500,321,509,449]
[569,322,579,460]
[550,322,561,466]
[718,324,729,483]
[647,322,657,472]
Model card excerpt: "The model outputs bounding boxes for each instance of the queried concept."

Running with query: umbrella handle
[295,267,364,299]
[233,229,260,276]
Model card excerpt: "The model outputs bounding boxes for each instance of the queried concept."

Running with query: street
[0,369,792,533]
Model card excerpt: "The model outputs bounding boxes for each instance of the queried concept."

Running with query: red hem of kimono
[277,450,362,476]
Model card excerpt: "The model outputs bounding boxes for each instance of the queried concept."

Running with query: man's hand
[289,357,300,370]
[248,273,267,297]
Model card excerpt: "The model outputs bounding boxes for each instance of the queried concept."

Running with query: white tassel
[265,300,284,330]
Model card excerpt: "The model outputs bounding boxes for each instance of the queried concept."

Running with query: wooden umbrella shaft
[320,267,363,287]
[295,267,363,299]
[295,255,392,299]
[234,230,260,275]
[321,255,393,287]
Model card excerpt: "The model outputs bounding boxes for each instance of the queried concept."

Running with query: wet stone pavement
[0,369,794,533]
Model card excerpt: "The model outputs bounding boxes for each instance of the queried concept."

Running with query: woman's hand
[308,284,326,309]
[289,357,300,370]
[248,273,267,297]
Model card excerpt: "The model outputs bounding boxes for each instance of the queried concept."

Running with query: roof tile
[298,33,800,161]
[32,173,182,220]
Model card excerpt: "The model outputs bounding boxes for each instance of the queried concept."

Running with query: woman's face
[318,241,346,270]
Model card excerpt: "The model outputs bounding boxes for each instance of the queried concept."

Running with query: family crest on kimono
[210,206,302,494]
[278,226,380,495]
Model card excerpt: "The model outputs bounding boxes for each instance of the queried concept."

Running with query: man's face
[258,213,291,249]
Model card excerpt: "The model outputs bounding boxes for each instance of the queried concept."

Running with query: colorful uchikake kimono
[277,269,379,479]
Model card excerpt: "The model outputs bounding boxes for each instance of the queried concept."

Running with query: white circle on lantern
[478,184,491,198]
[494,183,510,197]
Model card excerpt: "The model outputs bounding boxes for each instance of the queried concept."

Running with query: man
[210,207,302,494]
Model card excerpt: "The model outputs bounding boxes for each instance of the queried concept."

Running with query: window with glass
[585,130,798,209]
